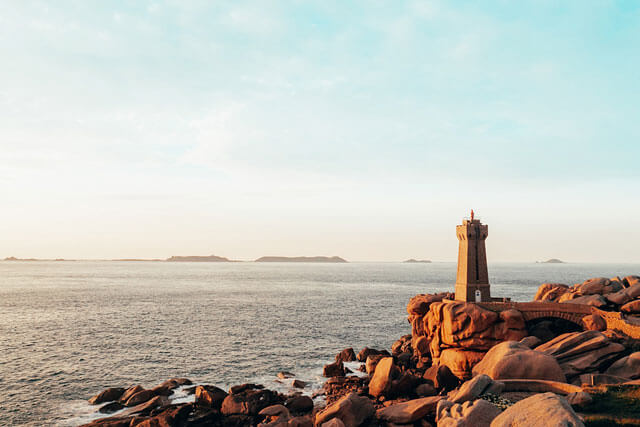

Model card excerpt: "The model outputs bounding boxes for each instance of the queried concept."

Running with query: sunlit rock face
[408,298,527,379]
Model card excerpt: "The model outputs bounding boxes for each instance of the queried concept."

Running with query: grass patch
[581,385,640,426]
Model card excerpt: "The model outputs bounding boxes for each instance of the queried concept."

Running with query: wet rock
[120,395,171,417]
[437,398,501,427]
[292,379,307,389]
[314,392,374,427]
[423,364,459,392]
[98,401,125,414]
[119,385,144,403]
[536,331,626,380]
[375,396,442,424]
[605,352,640,379]
[195,385,228,409]
[124,389,157,407]
[368,357,396,398]
[335,348,357,363]
[490,392,584,427]
[89,387,126,405]
[285,395,314,413]
[231,383,263,394]
[356,347,390,363]
[222,386,282,416]
[323,361,346,378]
[582,314,606,331]
[320,419,345,427]
[278,372,296,379]
[472,341,566,382]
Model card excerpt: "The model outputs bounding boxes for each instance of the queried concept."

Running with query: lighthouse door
[475,289,482,302]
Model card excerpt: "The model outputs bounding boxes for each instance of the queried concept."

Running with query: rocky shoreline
[80,275,640,427]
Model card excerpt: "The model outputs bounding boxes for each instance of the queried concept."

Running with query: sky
[1,0,639,262]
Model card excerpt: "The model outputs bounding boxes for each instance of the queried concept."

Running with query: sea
[1,261,639,426]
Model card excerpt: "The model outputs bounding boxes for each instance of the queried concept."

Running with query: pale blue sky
[1,1,639,261]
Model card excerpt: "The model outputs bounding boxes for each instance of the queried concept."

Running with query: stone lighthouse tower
[455,210,491,302]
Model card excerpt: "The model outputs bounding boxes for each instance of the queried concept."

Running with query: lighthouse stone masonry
[454,212,491,303]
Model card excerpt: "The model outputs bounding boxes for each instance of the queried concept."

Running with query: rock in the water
[335,348,357,363]
[490,392,584,427]
[582,314,606,331]
[423,364,459,392]
[314,392,374,427]
[124,389,157,407]
[278,371,296,379]
[285,395,313,413]
[120,395,171,417]
[605,352,640,380]
[535,331,626,380]
[368,357,396,398]
[89,387,126,405]
[98,401,125,414]
[195,385,228,409]
[292,379,307,389]
[375,396,442,424]
[472,341,566,382]
[437,399,501,427]
[119,385,144,403]
[323,361,346,378]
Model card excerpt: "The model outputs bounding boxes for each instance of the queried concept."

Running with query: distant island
[538,258,565,264]
[403,259,432,263]
[255,256,347,263]
[165,255,237,262]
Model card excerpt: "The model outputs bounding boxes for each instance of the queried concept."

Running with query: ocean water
[1,261,639,426]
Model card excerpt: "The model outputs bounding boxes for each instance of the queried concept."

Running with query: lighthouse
[454,210,491,302]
